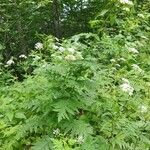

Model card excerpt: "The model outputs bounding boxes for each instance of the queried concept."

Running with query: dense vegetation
[0,0,150,149]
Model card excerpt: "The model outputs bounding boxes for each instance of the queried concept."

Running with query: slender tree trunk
[15,0,27,54]
[52,0,61,38]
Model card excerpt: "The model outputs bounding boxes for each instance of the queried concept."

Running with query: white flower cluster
[139,105,148,113]
[58,46,75,53]
[111,57,126,62]
[120,0,133,5]
[110,59,116,63]
[131,64,144,73]
[52,45,59,50]
[19,54,27,59]
[110,57,126,71]
[6,59,15,66]
[123,7,130,12]
[53,128,60,135]
[68,47,75,53]
[76,135,84,144]
[55,47,84,61]
[64,51,84,61]
[51,44,84,61]
[58,46,65,52]
[115,64,121,68]
[128,47,139,54]
[53,45,76,54]
[137,14,145,19]
[65,54,76,61]
[118,57,126,62]
[122,78,130,83]
[35,42,43,50]
[120,78,134,96]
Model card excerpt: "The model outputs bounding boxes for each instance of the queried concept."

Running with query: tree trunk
[52,0,61,38]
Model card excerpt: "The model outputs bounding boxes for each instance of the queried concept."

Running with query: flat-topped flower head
[123,7,130,11]
[68,47,75,54]
[53,128,60,135]
[118,57,126,62]
[137,14,145,19]
[122,78,130,84]
[131,64,143,73]
[58,47,65,52]
[53,45,59,50]
[19,54,27,59]
[139,105,148,113]
[120,79,134,96]
[6,59,15,66]
[128,47,139,54]
[65,54,76,61]
[116,64,121,67]
[35,42,43,50]
[110,59,116,63]
[76,135,84,144]
[120,0,133,5]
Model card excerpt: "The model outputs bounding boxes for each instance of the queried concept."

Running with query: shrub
[0,34,150,150]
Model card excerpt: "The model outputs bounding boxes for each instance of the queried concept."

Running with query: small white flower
[137,14,145,19]
[65,54,76,61]
[123,7,130,12]
[58,47,65,52]
[116,64,121,67]
[131,64,143,73]
[53,45,59,50]
[110,59,116,63]
[35,42,43,50]
[122,78,130,84]
[6,59,15,66]
[76,135,84,144]
[68,48,75,54]
[120,0,133,5]
[128,47,139,54]
[139,105,148,113]
[53,128,60,135]
[19,54,27,59]
[118,58,126,62]
[120,82,134,96]
[140,36,148,40]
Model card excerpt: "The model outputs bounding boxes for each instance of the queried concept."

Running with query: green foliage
[0,32,150,149]
[0,0,150,150]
